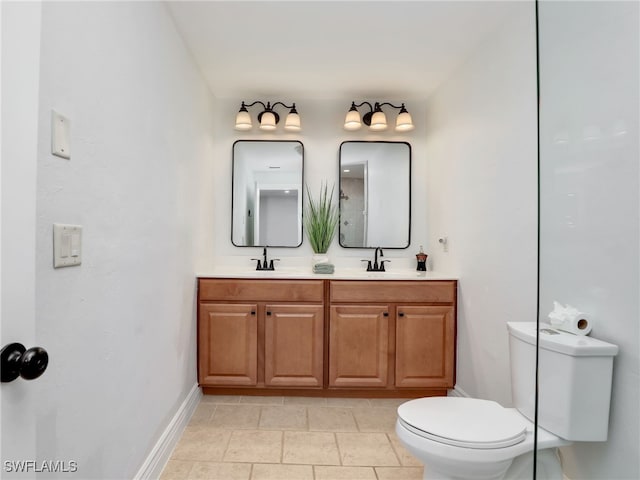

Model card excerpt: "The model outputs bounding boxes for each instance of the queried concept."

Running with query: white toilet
[396,322,619,480]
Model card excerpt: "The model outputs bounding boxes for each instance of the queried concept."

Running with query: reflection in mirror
[232,140,303,247]
[339,141,411,248]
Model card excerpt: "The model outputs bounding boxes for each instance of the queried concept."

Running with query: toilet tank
[507,322,618,441]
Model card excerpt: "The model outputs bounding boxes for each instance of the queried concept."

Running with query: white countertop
[197,266,457,281]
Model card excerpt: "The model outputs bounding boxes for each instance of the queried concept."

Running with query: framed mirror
[232,140,303,247]
[339,141,411,248]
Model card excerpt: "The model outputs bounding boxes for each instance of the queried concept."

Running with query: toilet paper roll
[556,313,592,336]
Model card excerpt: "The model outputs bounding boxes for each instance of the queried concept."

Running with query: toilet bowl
[396,397,569,480]
[394,323,619,480]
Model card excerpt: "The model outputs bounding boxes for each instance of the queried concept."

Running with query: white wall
[34,2,215,478]
[538,2,639,478]
[206,98,429,270]
[424,3,538,405]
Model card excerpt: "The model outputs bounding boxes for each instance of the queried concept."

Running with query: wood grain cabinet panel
[395,305,455,388]
[330,281,455,304]
[329,305,389,387]
[198,303,257,386]
[264,304,324,387]
[197,278,456,396]
[200,279,323,302]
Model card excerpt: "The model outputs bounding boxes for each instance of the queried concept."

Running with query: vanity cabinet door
[329,305,389,387]
[198,303,258,386]
[264,304,324,387]
[395,305,455,388]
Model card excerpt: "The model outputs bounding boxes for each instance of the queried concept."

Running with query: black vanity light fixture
[235,100,301,132]
[344,101,414,132]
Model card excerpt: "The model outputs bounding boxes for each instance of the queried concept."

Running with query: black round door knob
[1,343,49,382]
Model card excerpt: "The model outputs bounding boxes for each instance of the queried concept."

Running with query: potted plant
[304,181,339,269]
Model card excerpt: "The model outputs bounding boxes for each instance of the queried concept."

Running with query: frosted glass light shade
[370,110,387,131]
[259,111,277,131]
[344,109,362,130]
[235,110,252,130]
[395,111,414,131]
[284,112,301,131]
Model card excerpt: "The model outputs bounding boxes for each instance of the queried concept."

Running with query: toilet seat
[397,397,529,449]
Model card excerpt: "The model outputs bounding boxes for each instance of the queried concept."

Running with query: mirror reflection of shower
[339,142,411,248]
[340,163,368,247]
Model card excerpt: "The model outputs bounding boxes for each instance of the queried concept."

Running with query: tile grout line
[373,465,381,480]
[220,428,233,463]
[333,432,343,467]
[352,407,362,432]
[258,405,264,430]
[280,429,285,464]
[385,433,404,466]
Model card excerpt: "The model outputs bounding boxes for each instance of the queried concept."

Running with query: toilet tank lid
[507,322,619,357]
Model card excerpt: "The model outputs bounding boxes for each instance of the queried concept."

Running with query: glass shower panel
[537,1,639,479]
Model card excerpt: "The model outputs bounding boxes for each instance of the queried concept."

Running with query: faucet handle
[268,259,280,271]
[251,258,263,270]
[380,260,391,272]
[360,259,373,271]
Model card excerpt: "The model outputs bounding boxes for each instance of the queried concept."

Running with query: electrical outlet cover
[51,110,71,159]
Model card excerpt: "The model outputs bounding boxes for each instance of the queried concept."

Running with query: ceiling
[166,1,522,100]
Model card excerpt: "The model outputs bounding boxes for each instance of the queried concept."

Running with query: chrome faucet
[361,247,390,272]
[251,247,279,271]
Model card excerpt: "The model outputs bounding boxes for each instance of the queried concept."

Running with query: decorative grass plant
[304,182,339,254]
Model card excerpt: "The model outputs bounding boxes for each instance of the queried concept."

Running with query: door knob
[1,343,49,382]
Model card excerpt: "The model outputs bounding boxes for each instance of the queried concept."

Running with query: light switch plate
[51,110,71,159]
[53,224,82,268]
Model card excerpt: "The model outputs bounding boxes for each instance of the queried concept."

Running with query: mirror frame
[338,140,411,249]
[231,139,304,248]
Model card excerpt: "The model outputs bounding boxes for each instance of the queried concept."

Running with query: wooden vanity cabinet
[198,279,324,389]
[198,277,456,396]
[329,281,456,391]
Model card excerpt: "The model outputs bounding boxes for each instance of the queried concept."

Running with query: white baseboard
[448,385,470,397]
[134,383,201,480]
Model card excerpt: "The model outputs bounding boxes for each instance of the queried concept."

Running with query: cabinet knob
[1,343,49,382]
[250,311,256,316]
[383,312,389,317]
[398,312,405,317]
[266,311,272,316]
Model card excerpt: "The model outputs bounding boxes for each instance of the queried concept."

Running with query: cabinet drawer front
[330,280,455,304]
[199,279,324,302]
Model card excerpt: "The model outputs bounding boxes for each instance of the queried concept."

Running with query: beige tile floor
[161,395,424,480]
